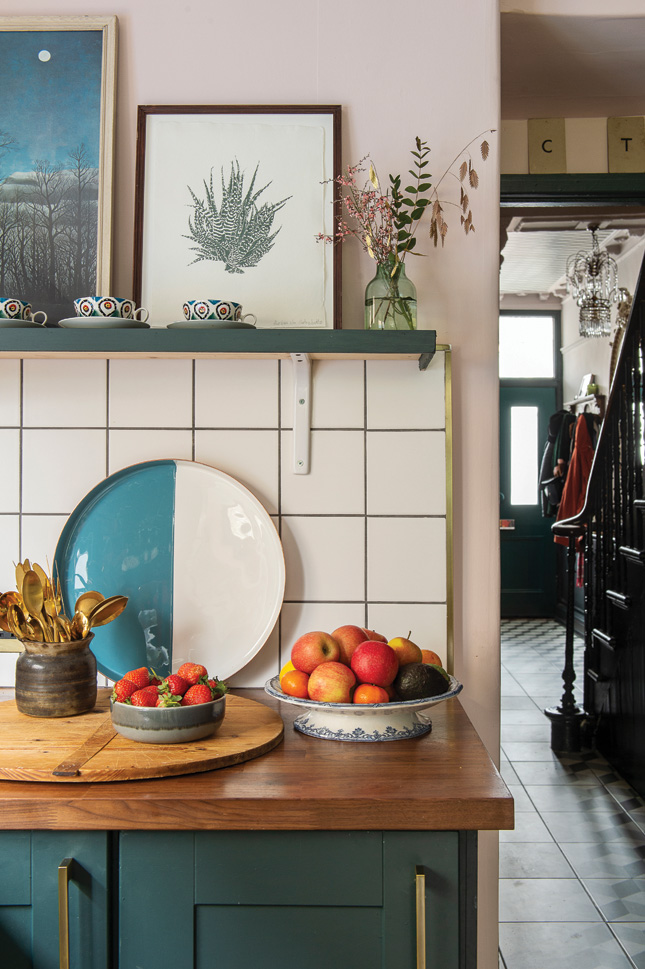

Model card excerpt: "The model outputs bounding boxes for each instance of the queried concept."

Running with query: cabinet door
[0,830,111,969]
[119,830,476,969]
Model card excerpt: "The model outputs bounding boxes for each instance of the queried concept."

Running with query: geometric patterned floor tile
[499,877,600,922]
[507,784,538,812]
[609,924,645,969]
[525,785,629,814]
[581,879,645,922]
[499,811,555,843]
[512,760,603,787]
[499,842,575,879]
[541,811,645,845]
[559,843,645,879]
[499,921,635,968]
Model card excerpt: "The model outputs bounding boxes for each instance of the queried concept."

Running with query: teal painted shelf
[0,328,437,370]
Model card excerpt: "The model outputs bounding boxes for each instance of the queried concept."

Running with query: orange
[279,660,296,683]
[353,683,389,704]
[421,649,443,667]
[281,670,310,699]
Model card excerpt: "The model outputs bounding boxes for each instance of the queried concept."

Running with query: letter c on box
[542,139,553,153]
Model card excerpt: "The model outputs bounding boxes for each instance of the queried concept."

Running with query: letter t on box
[528,118,567,174]
[608,117,645,173]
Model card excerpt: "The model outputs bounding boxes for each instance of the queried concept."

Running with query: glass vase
[364,258,417,330]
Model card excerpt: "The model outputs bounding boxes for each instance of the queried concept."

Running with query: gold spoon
[87,595,128,628]
[75,590,105,618]
[7,602,31,640]
[21,570,51,642]
[70,610,91,640]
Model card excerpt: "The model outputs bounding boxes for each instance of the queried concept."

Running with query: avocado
[393,662,450,701]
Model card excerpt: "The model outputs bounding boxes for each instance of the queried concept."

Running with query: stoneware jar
[15,634,97,718]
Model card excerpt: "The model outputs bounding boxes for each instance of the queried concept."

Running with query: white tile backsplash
[108,429,194,474]
[366,431,446,515]
[281,515,365,602]
[22,428,107,514]
[195,429,279,515]
[367,355,446,429]
[0,429,20,512]
[0,360,20,426]
[109,359,193,427]
[0,355,451,684]
[23,359,107,427]
[367,517,447,602]
[280,430,365,515]
[281,359,365,428]
[195,359,279,427]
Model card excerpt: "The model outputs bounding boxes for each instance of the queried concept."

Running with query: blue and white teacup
[74,296,149,323]
[0,297,47,324]
[183,299,256,325]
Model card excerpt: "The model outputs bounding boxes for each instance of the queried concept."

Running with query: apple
[291,631,340,674]
[389,635,423,666]
[307,661,356,703]
[350,641,399,687]
[361,628,388,643]
[331,624,369,665]
[421,649,443,667]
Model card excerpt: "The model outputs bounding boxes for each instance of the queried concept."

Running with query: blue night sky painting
[0,30,102,180]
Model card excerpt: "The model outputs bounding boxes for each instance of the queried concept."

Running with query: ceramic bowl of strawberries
[110,662,227,744]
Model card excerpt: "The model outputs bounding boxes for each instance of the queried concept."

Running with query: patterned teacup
[183,299,257,325]
[0,298,47,324]
[74,296,149,323]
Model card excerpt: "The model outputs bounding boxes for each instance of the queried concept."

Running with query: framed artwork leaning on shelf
[0,16,117,325]
[133,105,342,329]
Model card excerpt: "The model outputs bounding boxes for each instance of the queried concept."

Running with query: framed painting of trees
[133,105,341,329]
[0,16,117,324]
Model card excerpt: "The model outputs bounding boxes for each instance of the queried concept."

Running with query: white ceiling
[499,12,645,296]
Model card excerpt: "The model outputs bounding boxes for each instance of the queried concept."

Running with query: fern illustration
[185,160,291,274]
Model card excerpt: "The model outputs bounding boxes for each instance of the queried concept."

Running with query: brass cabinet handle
[58,857,74,969]
[415,865,426,969]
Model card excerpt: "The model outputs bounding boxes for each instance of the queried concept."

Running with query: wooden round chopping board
[0,689,283,782]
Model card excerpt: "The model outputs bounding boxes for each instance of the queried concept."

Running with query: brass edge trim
[415,865,427,969]
[437,345,454,677]
[58,857,73,969]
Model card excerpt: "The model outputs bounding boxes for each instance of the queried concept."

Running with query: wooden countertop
[0,690,513,832]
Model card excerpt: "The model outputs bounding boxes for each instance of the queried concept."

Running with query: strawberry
[111,678,138,703]
[181,683,213,706]
[123,667,150,689]
[148,673,163,687]
[177,662,208,686]
[208,677,227,698]
[160,673,189,697]
[130,686,160,707]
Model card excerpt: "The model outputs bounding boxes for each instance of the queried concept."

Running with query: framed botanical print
[0,16,117,324]
[133,105,342,329]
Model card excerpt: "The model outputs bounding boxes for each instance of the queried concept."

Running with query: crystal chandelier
[565,225,619,338]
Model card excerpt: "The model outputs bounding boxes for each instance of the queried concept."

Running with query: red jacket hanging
[554,414,594,546]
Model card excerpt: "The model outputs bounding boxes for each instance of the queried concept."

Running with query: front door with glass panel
[499,313,560,617]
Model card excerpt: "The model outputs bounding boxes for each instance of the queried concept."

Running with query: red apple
[421,649,443,667]
[389,635,423,666]
[307,661,356,703]
[291,631,340,674]
[361,628,388,643]
[350,641,399,687]
[331,624,369,665]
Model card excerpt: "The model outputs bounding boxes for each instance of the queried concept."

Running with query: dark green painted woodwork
[0,831,109,969]
[197,905,383,969]
[0,328,437,369]
[0,831,31,905]
[500,385,558,617]
[383,831,461,969]
[501,173,645,206]
[0,908,31,969]
[118,831,194,967]
[194,830,382,906]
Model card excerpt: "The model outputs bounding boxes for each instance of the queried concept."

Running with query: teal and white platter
[54,460,285,683]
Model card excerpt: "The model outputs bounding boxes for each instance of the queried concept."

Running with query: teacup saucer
[0,319,44,328]
[167,320,256,330]
[58,317,150,329]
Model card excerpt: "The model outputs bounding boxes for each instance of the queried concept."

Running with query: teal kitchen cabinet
[118,830,476,969]
[0,830,110,969]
